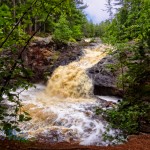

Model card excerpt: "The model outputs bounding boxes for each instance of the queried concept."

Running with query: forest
[0,0,150,149]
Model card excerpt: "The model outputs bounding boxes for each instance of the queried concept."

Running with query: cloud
[83,0,110,24]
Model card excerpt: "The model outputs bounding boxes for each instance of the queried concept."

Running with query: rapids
[17,44,120,146]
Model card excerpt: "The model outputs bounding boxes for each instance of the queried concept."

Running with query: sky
[83,0,110,24]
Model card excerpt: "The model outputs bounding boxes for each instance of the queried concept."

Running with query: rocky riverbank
[87,54,123,97]
[24,37,122,97]
[22,37,84,82]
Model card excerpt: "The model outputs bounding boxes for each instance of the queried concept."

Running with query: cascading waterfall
[45,45,107,98]
[18,44,118,146]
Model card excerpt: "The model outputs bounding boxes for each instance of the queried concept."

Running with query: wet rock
[23,40,83,82]
[36,128,79,144]
[87,55,123,96]
[104,101,116,108]
[85,111,92,117]
[79,38,102,49]
[140,124,150,133]
[139,118,150,133]
[96,97,117,109]
[89,43,97,46]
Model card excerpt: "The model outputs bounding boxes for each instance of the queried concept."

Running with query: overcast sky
[83,0,110,24]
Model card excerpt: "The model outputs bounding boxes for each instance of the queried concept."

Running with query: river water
[17,44,121,145]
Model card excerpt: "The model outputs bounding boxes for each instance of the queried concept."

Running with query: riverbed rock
[87,55,123,96]
[140,123,150,133]
[31,36,53,46]
[23,39,83,82]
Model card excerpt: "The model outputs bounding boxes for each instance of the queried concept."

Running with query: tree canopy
[0,0,149,141]
[0,0,88,137]
[100,0,150,136]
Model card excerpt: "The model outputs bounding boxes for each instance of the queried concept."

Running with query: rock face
[22,37,83,82]
[87,55,123,96]
[47,46,83,76]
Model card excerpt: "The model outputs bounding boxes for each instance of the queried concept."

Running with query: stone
[139,118,150,133]
[32,36,53,45]
[87,55,123,96]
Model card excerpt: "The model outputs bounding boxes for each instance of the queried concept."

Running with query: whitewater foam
[17,45,120,145]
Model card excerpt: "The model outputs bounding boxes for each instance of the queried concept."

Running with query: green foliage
[82,20,111,38]
[52,0,86,43]
[106,104,142,134]
[106,98,150,134]
[0,0,86,41]
[71,25,82,40]
[0,0,88,138]
[101,0,150,136]
[53,14,73,43]
[82,21,95,37]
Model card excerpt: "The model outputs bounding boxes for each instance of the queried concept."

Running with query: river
[17,44,121,146]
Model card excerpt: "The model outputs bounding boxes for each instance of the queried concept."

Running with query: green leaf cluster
[0,0,88,138]
[100,0,150,136]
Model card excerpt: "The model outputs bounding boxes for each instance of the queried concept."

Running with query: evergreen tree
[102,0,150,135]
[0,0,87,136]
[53,14,72,43]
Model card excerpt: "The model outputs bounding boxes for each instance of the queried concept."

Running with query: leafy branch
[0,0,66,96]
[0,0,38,48]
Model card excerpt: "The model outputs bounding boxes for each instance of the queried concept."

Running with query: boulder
[31,36,53,46]
[87,55,123,96]
[140,123,150,133]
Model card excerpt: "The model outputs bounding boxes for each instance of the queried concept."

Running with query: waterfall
[18,44,118,146]
[45,45,107,98]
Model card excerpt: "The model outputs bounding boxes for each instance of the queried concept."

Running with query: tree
[106,0,113,20]
[101,0,150,135]
[0,0,87,137]
[53,14,73,43]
